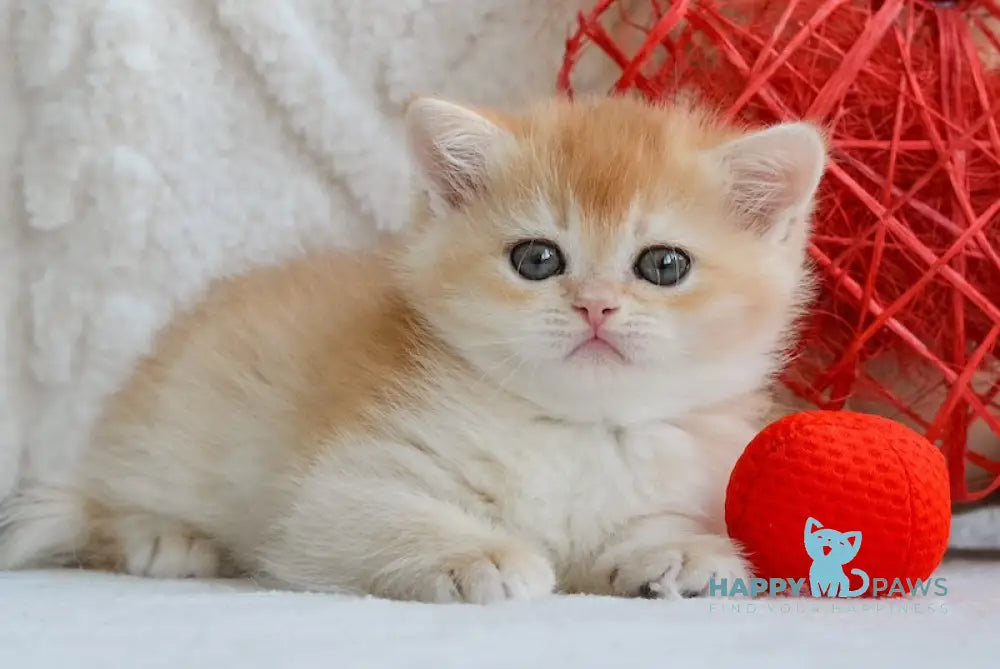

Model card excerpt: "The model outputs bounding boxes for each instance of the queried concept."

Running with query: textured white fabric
[0,558,996,668]
[1,0,25,498]
[1,0,621,500]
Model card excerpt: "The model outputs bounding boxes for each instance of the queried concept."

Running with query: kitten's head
[398,96,826,423]
[804,518,862,565]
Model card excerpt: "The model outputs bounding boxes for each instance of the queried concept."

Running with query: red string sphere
[558,0,1000,501]
[725,411,951,597]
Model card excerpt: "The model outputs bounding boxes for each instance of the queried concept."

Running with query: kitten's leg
[0,484,225,578]
[259,471,555,604]
[94,513,224,578]
[587,514,750,599]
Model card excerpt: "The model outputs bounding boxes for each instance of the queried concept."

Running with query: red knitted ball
[725,410,950,597]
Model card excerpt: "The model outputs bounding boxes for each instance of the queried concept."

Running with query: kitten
[0,96,826,602]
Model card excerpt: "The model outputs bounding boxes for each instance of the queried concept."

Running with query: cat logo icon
[804,517,870,598]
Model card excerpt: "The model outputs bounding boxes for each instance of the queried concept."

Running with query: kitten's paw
[602,534,750,599]
[425,546,556,604]
[117,516,221,578]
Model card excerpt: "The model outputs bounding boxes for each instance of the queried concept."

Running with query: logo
[804,517,868,597]
[708,516,948,599]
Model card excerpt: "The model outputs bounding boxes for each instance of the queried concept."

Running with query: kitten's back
[86,249,437,547]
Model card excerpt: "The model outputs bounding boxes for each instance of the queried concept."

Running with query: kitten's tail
[845,568,871,597]
[0,481,90,570]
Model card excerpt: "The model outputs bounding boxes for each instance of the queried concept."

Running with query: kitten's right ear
[405,97,512,210]
[805,517,823,533]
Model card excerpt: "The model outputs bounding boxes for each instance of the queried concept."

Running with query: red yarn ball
[725,411,950,597]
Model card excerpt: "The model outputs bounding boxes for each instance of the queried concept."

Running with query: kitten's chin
[457,336,778,424]
[483,359,679,424]
[477,347,778,425]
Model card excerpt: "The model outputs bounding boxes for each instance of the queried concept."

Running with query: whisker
[462,336,540,349]
[495,353,532,390]
[476,350,523,382]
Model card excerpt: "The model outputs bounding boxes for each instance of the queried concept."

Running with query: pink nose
[573,299,619,330]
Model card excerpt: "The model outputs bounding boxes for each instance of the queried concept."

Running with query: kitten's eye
[634,246,692,286]
[509,239,565,281]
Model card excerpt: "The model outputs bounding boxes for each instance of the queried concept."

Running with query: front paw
[598,534,750,599]
[419,545,556,604]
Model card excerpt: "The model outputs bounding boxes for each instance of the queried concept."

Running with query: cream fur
[0,96,827,603]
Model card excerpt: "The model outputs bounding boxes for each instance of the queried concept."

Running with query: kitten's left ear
[713,122,828,243]
[405,97,513,210]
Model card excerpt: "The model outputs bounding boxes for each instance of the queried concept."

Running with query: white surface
[1,0,623,502]
[1,558,996,668]
[952,506,1000,548]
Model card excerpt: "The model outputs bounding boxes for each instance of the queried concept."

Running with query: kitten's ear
[805,517,823,533]
[405,97,512,210]
[713,122,827,243]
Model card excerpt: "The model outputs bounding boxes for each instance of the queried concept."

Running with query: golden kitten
[0,96,826,602]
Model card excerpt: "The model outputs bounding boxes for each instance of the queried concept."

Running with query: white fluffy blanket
[1,0,621,498]
[2,558,998,668]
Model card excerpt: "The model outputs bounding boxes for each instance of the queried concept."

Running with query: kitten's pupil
[634,246,691,286]
[510,240,565,281]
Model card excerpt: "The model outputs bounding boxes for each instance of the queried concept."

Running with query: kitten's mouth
[568,336,626,362]
[823,546,832,556]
